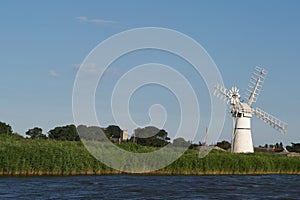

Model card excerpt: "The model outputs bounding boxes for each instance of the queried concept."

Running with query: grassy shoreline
[2,171,300,177]
[1,135,300,176]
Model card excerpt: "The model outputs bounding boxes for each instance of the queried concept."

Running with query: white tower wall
[232,115,254,153]
[122,130,128,141]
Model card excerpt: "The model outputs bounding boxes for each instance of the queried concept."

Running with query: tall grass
[0,135,114,175]
[162,149,300,174]
[0,135,300,175]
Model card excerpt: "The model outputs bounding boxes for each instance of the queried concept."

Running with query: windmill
[214,66,287,153]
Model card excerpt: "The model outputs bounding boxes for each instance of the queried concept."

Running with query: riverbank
[1,135,300,176]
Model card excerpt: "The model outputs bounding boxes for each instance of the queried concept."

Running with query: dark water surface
[0,175,299,199]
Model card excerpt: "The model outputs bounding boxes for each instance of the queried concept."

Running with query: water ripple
[0,175,299,199]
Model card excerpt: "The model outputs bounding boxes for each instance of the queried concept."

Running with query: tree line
[0,121,177,148]
[1,121,299,152]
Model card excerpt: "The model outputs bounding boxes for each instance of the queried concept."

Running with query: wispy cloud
[49,70,60,78]
[73,63,120,76]
[73,63,103,74]
[76,16,116,25]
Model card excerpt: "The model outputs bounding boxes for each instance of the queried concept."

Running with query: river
[0,175,299,199]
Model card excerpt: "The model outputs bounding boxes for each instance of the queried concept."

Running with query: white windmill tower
[214,66,287,153]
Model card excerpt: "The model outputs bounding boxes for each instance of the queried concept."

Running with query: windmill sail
[214,84,229,103]
[244,66,267,106]
[254,107,287,133]
[214,66,287,153]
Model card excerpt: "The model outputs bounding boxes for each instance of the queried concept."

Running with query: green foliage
[286,143,300,153]
[261,142,284,149]
[0,120,298,175]
[132,126,170,147]
[216,140,231,150]
[173,137,191,148]
[1,135,300,176]
[116,142,158,153]
[77,125,106,141]
[26,127,47,139]
[275,142,283,148]
[0,121,13,135]
[0,135,111,175]
[48,125,80,141]
[162,149,300,174]
[104,125,122,138]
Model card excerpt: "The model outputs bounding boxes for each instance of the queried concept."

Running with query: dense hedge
[1,135,300,176]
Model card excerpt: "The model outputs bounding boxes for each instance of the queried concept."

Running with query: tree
[25,127,47,139]
[173,137,191,147]
[104,125,122,138]
[48,125,80,141]
[132,126,170,147]
[216,140,231,150]
[77,125,106,141]
[286,143,300,153]
[0,121,13,135]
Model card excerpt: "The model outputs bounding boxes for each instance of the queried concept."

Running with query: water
[0,175,299,199]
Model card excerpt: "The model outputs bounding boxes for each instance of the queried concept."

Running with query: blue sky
[0,0,299,146]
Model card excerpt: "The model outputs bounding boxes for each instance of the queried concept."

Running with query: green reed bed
[161,150,300,174]
[0,135,299,176]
